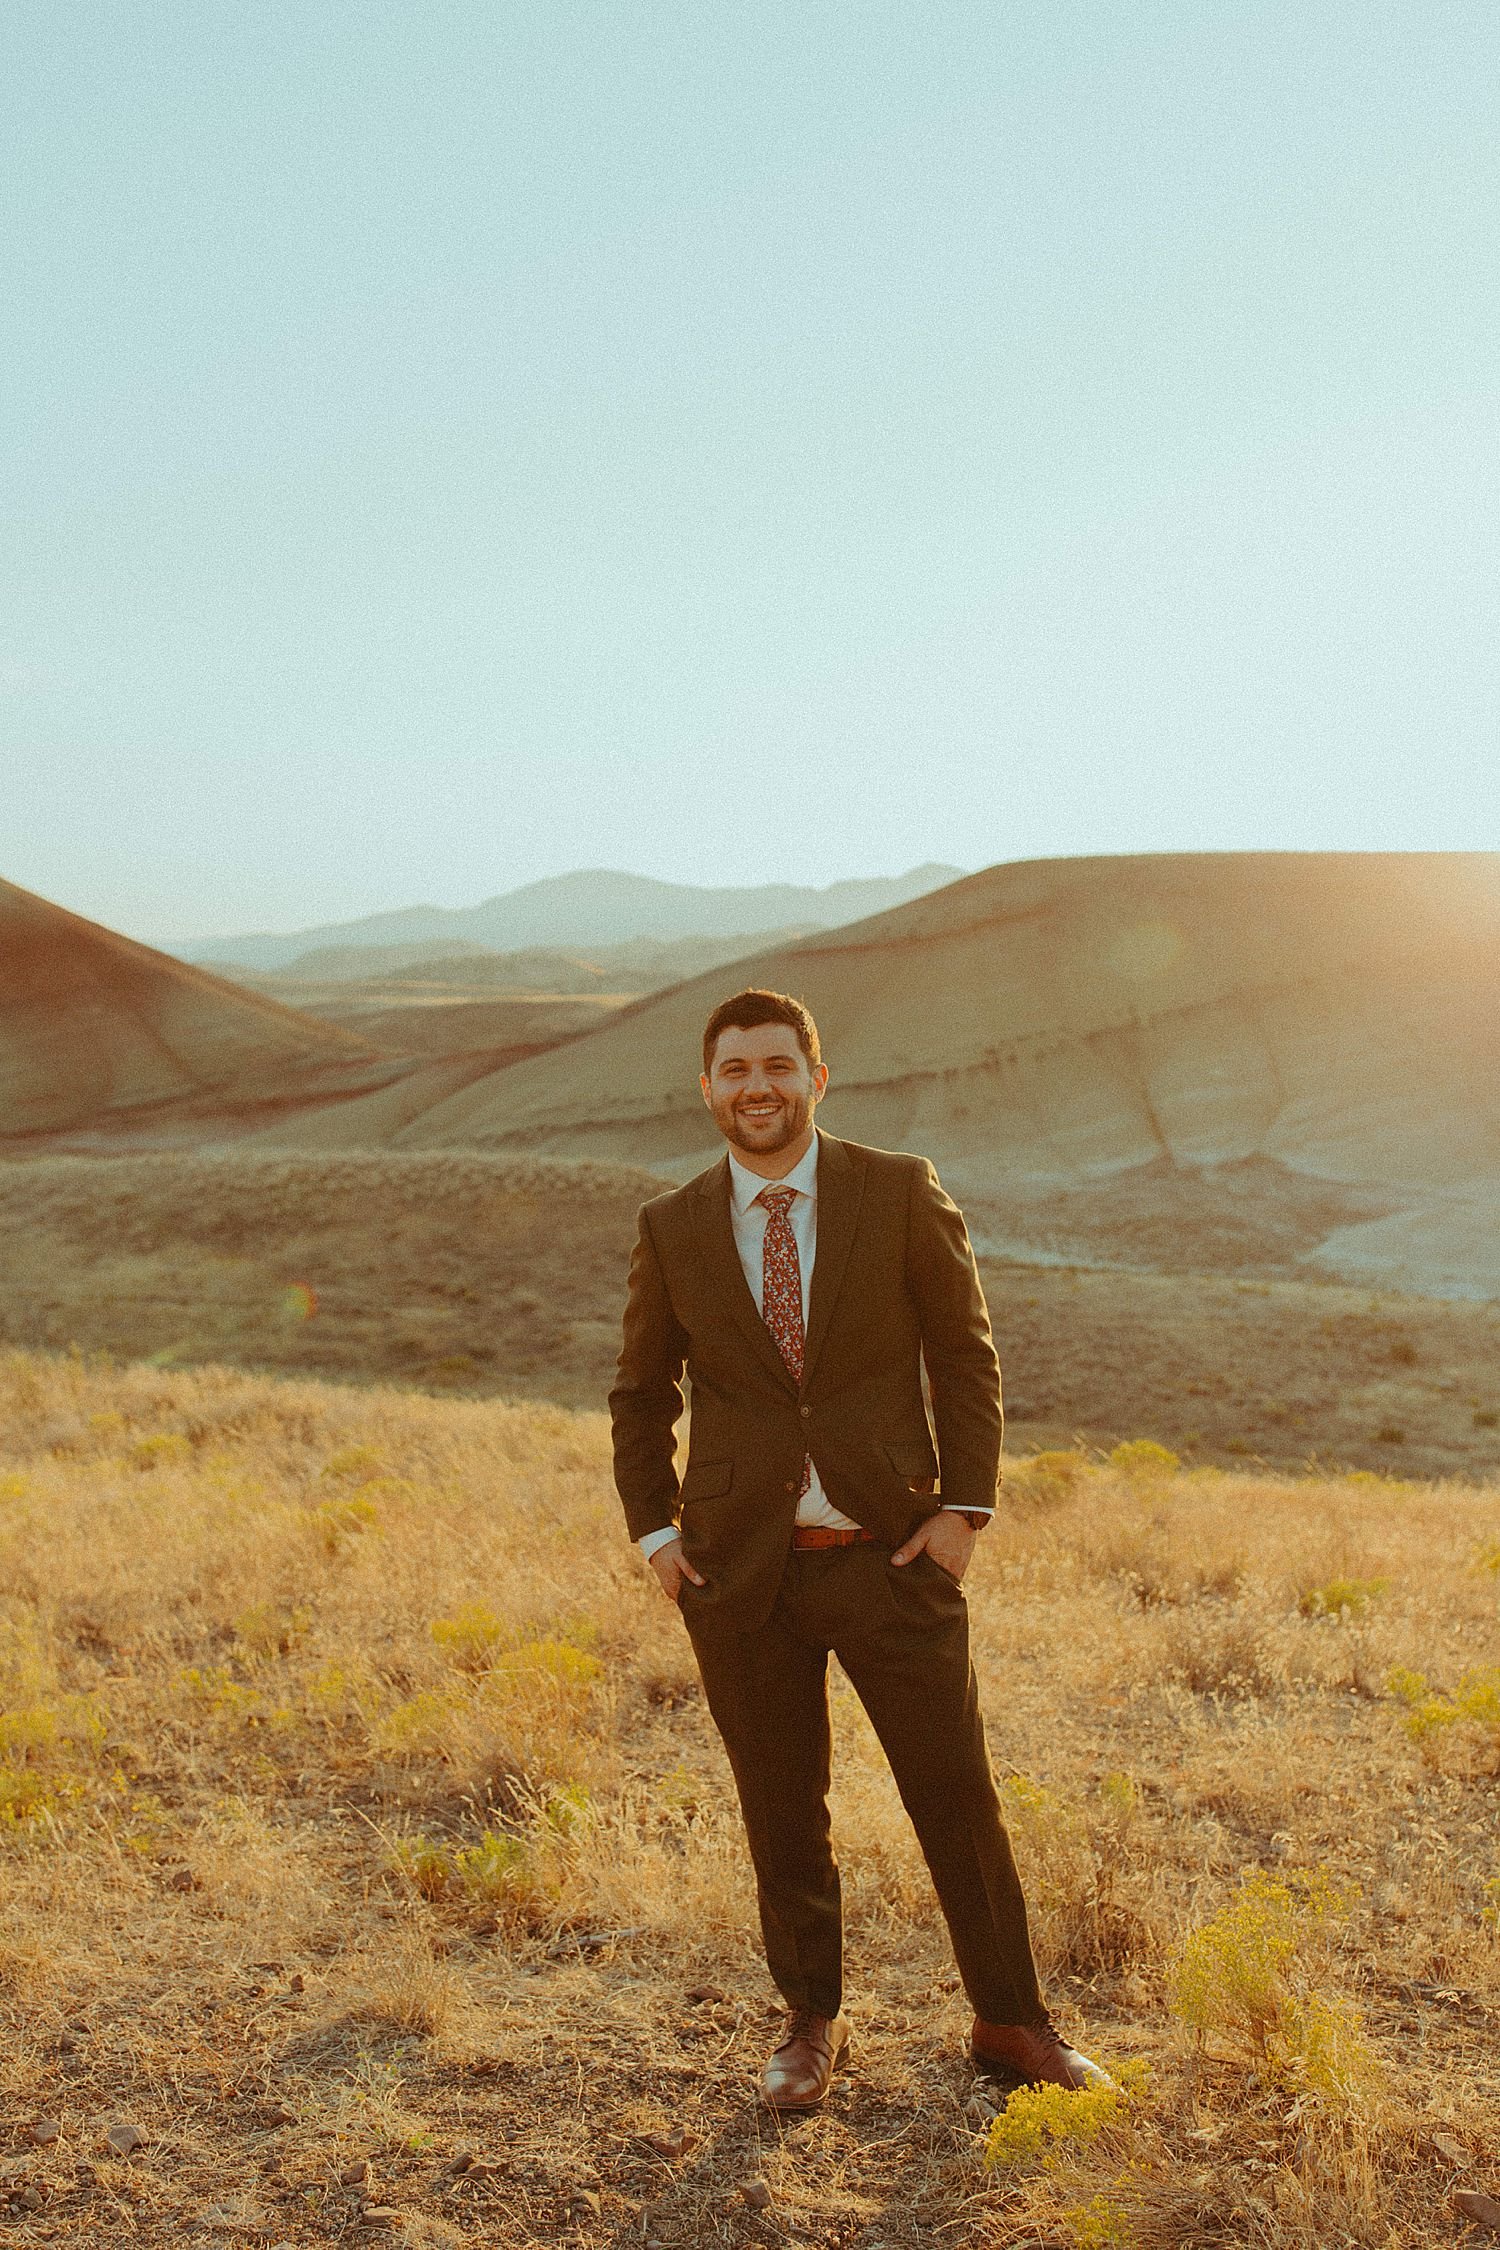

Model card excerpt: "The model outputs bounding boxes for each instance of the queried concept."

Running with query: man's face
[701,1021,829,1156]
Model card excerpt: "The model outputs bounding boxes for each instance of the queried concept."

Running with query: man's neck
[725,1123,817,1181]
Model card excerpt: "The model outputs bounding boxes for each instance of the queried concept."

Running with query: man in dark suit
[610,988,1109,2111]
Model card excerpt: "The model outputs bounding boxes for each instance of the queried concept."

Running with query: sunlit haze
[3,5,1496,943]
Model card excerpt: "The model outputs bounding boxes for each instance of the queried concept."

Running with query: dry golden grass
[0,1351,1497,2246]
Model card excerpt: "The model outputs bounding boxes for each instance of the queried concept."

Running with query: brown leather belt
[790,1525,878,1550]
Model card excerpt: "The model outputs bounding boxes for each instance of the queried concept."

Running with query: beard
[713,1085,817,1156]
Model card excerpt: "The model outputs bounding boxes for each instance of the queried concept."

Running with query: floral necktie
[757,1186,811,1496]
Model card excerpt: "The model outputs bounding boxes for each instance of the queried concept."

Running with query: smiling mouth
[736,1100,783,1118]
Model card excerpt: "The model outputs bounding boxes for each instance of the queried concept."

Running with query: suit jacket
[608,1129,1003,1627]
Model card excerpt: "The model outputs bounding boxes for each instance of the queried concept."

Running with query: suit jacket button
[799,1405,810,1419]
[784,1480,797,1493]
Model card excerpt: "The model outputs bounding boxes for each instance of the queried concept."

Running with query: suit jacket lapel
[803,1130,864,1386]
[690,1155,800,1397]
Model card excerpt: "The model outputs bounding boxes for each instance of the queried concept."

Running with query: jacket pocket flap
[679,1458,733,1499]
[885,1442,938,1480]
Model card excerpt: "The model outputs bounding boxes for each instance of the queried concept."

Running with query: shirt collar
[727,1132,820,1215]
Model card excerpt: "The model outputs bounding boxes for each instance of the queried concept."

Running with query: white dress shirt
[640,1134,985,1559]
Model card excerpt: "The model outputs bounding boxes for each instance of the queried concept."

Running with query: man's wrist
[638,1525,681,1561]
[941,1506,992,1531]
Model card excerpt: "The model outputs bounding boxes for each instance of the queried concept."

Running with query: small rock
[262,2103,297,2128]
[361,2206,400,2228]
[1428,2131,1466,2164]
[106,2123,146,2158]
[569,2188,602,2216]
[441,2152,475,2176]
[28,2119,61,2147]
[645,2126,692,2160]
[1456,2192,1500,2234]
[339,2159,371,2187]
[738,2177,773,2211]
[463,2156,504,2179]
[17,2188,44,2213]
[167,1866,200,1892]
[686,1983,725,2004]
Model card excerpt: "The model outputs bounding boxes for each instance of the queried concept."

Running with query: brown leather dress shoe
[759,2008,852,2112]
[970,2015,1115,2092]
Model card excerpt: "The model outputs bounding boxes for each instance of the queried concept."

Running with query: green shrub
[1064,2195,1138,2249]
[0,1692,107,1828]
[313,1493,380,1555]
[1107,1440,1180,1482]
[983,2076,1125,2168]
[492,1638,603,1690]
[1011,1450,1090,1506]
[430,1601,509,1671]
[130,1432,191,1471]
[1386,1665,1500,1747]
[1297,1576,1389,1619]
[1171,1864,1369,2103]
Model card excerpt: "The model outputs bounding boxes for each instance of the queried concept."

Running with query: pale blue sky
[3,3,1496,943]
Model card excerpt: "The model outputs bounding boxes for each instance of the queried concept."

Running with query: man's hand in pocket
[891,1511,977,1582]
[648,1535,708,1603]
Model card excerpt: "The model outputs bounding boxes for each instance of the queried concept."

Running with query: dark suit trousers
[681,1544,1043,2026]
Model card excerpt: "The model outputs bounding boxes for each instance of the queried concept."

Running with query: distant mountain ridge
[182,865,964,973]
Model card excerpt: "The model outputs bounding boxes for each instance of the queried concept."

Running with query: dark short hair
[702,988,822,1076]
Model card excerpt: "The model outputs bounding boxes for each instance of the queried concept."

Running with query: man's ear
[699,1071,714,1109]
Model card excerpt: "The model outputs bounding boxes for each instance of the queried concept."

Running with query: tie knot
[757,1186,796,1218]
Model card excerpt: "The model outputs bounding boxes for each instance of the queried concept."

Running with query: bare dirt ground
[1,1153,1496,1480]
[0,1352,1496,2248]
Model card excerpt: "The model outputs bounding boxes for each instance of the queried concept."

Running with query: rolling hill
[0,877,418,1141]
